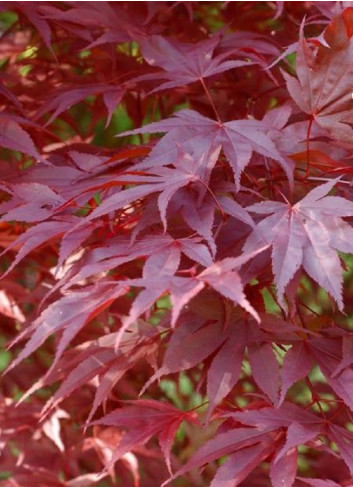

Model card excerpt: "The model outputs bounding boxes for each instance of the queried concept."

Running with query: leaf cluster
[1,2,353,487]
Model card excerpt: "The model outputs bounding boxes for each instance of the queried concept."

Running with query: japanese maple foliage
[2,1,353,487]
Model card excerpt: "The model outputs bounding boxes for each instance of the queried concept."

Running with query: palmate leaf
[77,150,225,229]
[92,400,198,473]
[134,34,252,93]
[283,10,353,142]
[244,178,353,309]
[119,109,293,189]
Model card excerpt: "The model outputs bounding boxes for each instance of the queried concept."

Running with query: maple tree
[2,1,353,487]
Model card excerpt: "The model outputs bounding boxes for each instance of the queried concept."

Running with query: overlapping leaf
[134,35,251,93]
[119,109,293,188]
[92,400,198,473]
[169,403,322,486]
[3,3,353,487]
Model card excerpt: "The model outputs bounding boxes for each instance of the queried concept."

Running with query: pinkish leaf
[0,116,40,159]
[135,35,251,93]
[92,401,196,471]
[248,342,280,405]
[168,426,274,483]
[270,447,297,487]
[245,178,353,309]
[275,422,321,463]
[119,109,293,189]
[1,218,79,277]
[328,424,353,474]
[280,343,312,404]
[283,14,353,142]
[297,478,340,487]
[211,442,274,487]
[7,283,127,373]
[206,338,245,419]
